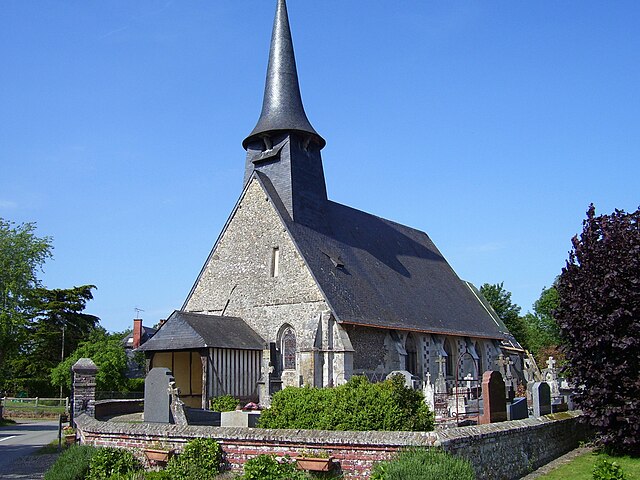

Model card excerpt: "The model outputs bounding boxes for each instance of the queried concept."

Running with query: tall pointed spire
[243,0,325,150]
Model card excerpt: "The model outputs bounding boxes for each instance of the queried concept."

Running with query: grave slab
[507,397,528,420]
[479,370,507,424]
[144,367,175,424]
[532,381,552,417]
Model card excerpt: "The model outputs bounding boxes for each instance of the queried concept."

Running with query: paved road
[0,420,59,474]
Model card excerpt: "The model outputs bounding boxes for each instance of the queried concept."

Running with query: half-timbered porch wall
[150,350,204,408]
[209,347,261,402]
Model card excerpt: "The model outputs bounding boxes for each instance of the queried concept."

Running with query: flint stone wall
[76,411,586,479]
[184,179,328,345]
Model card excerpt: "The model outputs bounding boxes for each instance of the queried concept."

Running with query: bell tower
[243,0,327,226]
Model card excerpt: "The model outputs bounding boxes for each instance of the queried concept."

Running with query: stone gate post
[72,358,98,421]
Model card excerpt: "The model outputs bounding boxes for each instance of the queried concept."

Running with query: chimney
[133,318,143,349]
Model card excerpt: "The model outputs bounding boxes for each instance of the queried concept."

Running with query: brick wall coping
[436,410,583,444]
[75,414,438,448]
[75,410,582,449]
[95,399,143,405]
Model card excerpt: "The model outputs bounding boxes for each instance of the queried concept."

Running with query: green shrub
[142,471,173,480]
[258,375,434,431]
[86,447,142,480]
[165,438,223,479]
[241,454,307,480]
[127,377,146,392]
[44,444,97,480]
[593,457,627,480]
[210,394,240,412]
[370,448,475,480]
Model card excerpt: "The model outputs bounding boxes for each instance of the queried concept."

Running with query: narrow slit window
[271,247,280,277]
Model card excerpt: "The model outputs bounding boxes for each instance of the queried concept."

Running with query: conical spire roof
[243,0,325,150]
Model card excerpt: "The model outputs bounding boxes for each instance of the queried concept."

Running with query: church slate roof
[256,173,508,341]
[138,310,266,352]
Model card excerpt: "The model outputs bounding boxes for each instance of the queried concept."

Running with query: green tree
[555,204,640,455]
[12,285,100,396]
[479,282,528,349]
[0,219,52,391]
[50,329,129,394]
[522,285,563,364]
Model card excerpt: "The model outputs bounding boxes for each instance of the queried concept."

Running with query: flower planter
[144,448,174,464]
[64,434,76,445]
[296,456,334,472]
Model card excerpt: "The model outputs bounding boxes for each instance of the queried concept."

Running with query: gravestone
[422,372,435,412]
[435,356,447,394]
[523,352,542,383]
[221,410,261,427]
[532,381,551,417]
[551,400,569,413]
[72,358,98,420]
[541,356,560,399]
[144,367,175,423]
[449,387,467,417]
[507,397,528,420]
[479,371,507,424]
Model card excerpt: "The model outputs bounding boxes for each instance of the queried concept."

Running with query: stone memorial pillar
[479,370,507,424]
[72,358,98,421]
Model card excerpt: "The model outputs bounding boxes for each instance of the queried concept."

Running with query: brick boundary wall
[75,411,587,480]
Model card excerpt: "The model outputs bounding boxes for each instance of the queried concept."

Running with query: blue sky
[1,1,638,333]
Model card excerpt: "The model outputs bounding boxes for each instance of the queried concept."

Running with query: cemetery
[65,350,588,479]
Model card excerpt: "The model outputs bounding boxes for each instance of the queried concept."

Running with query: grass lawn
[2,399,66,416]
[37,440,64,455]
[540,451,640,479]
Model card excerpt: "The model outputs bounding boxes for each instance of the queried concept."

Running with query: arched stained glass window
[282,327,296,370]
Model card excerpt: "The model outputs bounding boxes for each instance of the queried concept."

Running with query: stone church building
[140,0,521,408]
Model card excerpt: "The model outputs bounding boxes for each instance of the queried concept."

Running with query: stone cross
[504,356,514,380]
[422,374,435,412]
[495,354,508,377]
[436,355,446,377]
[546,356,556,371]
[434,356,447,394]
[425,371,431,385]
[464,373,473,390]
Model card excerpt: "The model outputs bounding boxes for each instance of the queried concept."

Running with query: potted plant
[143,441,175,465]
[295,450,334,472]
[62,426,76,445]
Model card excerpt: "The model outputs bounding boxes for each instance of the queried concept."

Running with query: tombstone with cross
[541,356,560,398]
[495,354,508,379]
[435,355,447,394]
[422,371,435,412]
